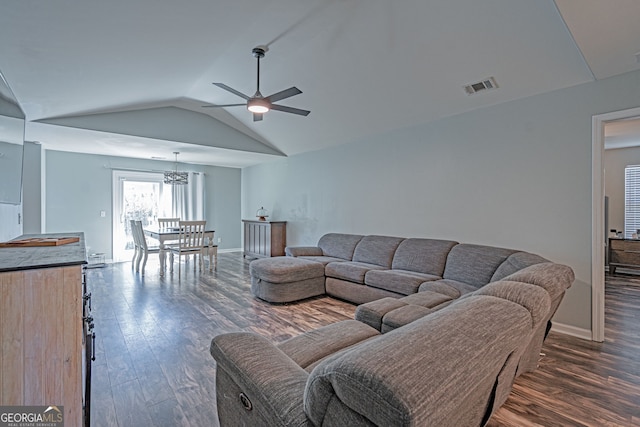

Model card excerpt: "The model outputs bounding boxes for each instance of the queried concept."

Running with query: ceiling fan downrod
[252,46,267,97]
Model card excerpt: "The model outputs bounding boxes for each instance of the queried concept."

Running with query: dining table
[144,227,216,276]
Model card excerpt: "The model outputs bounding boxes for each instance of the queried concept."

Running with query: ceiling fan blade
[212,83,250,100]
[202,103,246,108]
[253,113,263,122]
[270,104,311,116]
[265,86,302,103]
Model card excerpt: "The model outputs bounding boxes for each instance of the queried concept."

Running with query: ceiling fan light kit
[247,98,270,113]
[203,46,310,121]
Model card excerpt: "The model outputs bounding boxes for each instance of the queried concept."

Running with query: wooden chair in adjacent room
[131,220,160,275]
[168,220,206,279]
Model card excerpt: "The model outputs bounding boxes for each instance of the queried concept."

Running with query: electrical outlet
[217,237,222,244]
[100,210,106,218]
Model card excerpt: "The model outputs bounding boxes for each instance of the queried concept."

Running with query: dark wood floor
[88,254,640,426]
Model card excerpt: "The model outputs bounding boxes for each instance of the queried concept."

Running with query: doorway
[112,170,173,262]
[592,106,640,342]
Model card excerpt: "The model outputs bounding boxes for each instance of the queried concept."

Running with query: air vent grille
[464,77,498,95]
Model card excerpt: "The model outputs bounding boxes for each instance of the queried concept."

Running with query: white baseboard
[219,248,242,253]
[551,322,592,341]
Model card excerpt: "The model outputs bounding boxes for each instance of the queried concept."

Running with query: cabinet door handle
[91,332,96,361]
[83,292,92,311]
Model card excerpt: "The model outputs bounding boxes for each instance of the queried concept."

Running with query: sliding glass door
[112,171,172,262]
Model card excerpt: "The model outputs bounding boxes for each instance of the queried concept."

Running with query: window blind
[624,165,640,238]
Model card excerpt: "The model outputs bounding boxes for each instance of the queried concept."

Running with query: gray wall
[0,203,21,242]
[242,69,640,334]
[44,150,241,258]
[605,146,640,235]
[22,141,42,234]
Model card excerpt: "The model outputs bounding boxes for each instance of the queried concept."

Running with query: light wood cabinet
[0,233,89,427]
[609,238,640,274]
[242,220,287,258]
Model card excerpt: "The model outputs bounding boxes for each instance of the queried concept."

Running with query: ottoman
[250,257,326,303]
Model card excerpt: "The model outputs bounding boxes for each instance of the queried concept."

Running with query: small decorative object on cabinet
[0,232,93,427]
[243,219,286,258]
[256,207,269,221]
[608,237,640,275]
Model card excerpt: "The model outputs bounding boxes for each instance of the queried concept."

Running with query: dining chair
[168,220,207,279]
[204,236,218,272]
[157,217,181,246]
[131,220,160,275]
[130,219,142,270]
[158,217,181,229]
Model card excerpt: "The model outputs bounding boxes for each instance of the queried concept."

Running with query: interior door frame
[592,105,640,342]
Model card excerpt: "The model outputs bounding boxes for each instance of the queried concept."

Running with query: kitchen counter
[0,232,87,272]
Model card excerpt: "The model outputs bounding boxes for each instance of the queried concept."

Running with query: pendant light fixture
[164,152,188,185]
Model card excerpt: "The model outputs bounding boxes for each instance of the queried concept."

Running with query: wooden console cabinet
[0,233,91,427]
[242,220,286,258]
[608,238,640,274]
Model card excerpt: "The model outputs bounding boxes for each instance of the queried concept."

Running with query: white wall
[243,69,640,334]
[605,146,640,235]
[44,150,241,259]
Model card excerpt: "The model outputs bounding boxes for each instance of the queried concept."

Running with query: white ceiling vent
[463,77,498,95]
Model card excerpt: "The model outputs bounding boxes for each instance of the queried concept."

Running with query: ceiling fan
[203,46,310,122]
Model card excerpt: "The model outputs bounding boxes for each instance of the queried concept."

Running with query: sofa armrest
[210,332,312,426]
[285,246,324,257]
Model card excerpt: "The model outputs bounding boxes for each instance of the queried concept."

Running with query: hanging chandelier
[164,152,188,185]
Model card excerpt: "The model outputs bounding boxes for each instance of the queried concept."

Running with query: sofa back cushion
[443,244,516,288]
[352,235,405,268]
[501,262,575,301]
[318,233,364,261]
[391,238,458,276]
[491,251,548,282]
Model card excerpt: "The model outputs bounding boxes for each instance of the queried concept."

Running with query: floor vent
[464,77,498,95]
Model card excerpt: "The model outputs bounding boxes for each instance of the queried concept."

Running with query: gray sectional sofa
[211,232,575,425]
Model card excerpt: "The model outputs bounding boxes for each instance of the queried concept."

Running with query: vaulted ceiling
[1,0,639,167]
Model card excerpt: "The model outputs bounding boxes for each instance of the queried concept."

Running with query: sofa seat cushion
[354,297,408,331]
[250,257,325,283]
[365,269,441,295]
[298,255,349,266]
[325,261,387,284]
[418,279,477,298]
[400,290,454,308]
[278,320,380,372]
[381,304,434,333]
[355,291,455,332]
